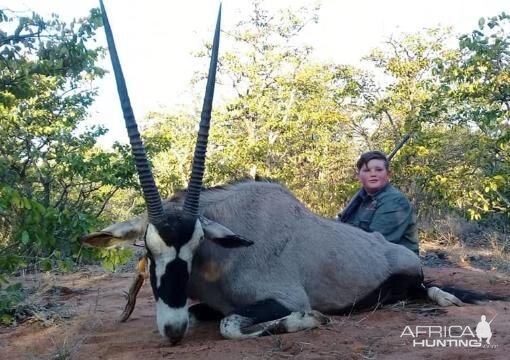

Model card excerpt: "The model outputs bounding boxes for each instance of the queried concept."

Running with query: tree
[0,7,137,278]
[355,19,509,221]
[440,13,510,219]
[179,0,360,216]
[349,28,460,211]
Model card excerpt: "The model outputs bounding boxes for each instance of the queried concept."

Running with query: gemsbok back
[82,0,465,345]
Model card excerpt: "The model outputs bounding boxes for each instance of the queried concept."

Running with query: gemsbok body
[84,0,464,345]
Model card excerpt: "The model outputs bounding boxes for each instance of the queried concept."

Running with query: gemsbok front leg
[219,299,330,339]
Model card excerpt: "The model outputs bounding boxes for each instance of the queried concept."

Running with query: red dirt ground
[1,266,508,359]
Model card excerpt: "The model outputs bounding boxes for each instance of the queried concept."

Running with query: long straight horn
[182,4,222,218]
[99,0,164,223]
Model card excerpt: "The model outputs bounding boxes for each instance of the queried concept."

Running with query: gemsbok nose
[164,323,186,345]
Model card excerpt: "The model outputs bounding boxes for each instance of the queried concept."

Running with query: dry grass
[47,334,82,360]
[419,212,510,273]
[9,273,88,327]
[24,324,83,360]
[265,336,310,356]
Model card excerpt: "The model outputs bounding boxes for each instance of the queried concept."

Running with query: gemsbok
[82,0,466,345]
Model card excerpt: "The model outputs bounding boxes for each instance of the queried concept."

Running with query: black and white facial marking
[144,214,204,344]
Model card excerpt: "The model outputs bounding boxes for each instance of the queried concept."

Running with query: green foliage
[444,13,510,219]
[161,0,358,216]
[99,247,134,271]
[0,282,24,325]
[0,7,139,283]
[353,18,509,221]
[209,62,360,216]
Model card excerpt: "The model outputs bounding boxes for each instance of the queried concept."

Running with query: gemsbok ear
[201,217,254,248]
[80,215,147,248]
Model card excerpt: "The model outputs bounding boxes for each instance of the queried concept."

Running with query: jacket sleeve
[369,195,412,244]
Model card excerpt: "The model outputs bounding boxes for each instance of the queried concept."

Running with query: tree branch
[382,108,400,142]
[0,30,43,47]
[388,133,412,161]
[94,187,119,218]
[495,189,510,208]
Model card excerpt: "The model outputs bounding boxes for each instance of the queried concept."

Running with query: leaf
[22,197,32,209]
[20,231,30,245]
[478,17,485,29]
[0,314,13,325]
[41,259,52,272]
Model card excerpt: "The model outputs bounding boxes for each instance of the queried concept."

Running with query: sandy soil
[1,265,508,360]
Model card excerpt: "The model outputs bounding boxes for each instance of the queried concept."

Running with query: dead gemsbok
[82,0,466,345]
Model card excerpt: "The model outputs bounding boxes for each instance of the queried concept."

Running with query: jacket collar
[360,182,391,199]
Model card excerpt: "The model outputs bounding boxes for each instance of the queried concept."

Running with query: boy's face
[357,159,389,194]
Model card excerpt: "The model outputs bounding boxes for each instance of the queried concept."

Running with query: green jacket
[339,184,419,254]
